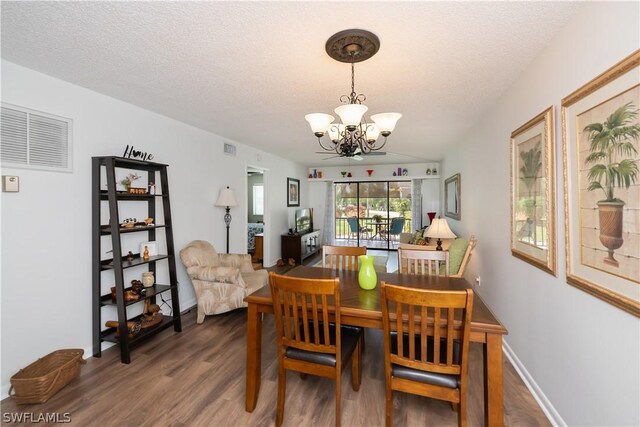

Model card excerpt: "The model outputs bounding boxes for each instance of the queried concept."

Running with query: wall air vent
[223,142,237,156]
[1,103,73,172]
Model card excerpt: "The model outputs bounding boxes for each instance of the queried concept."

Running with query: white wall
[0,60,308,396]
[441,3,639,426]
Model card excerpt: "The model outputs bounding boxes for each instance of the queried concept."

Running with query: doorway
[246,166,268,267]
[334,180,411,250]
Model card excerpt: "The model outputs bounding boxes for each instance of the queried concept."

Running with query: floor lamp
[215,186,238,253]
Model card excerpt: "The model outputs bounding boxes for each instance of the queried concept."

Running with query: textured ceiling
[1,1,583,166]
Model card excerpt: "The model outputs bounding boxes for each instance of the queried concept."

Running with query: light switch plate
[2,175,19,192]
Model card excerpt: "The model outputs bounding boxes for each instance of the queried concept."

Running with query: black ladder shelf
[92,156,182,363]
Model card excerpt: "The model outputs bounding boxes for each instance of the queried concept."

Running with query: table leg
[483,333,504,427]
[245,303,263,412]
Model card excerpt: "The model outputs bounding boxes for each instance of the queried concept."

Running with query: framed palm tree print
[562,50,639,317]
[510,106,556,275]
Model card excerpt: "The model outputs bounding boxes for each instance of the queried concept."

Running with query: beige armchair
[179,240,269,323]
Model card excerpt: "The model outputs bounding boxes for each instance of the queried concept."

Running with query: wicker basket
[9,349,84,404]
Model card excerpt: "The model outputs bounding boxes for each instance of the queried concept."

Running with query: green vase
[358,255,377,290]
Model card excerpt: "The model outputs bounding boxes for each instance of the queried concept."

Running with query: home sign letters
[123,145,154,161]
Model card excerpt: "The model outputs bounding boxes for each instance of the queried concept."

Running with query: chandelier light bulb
[371,113,402,136]
[327,123,344,142]
[363,123,381,142]
[305,113,335,137]
[335,104,368,130]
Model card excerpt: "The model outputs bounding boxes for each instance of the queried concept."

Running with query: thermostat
[2,175,19,192]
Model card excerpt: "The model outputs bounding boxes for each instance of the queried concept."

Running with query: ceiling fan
[316,148,433,162]
[316,147,387,161]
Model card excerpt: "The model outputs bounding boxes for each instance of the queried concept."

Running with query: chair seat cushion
[392,364,460,389]
[285,324,362,367]
[390,331,461,389]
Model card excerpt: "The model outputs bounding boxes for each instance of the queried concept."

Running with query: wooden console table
[280,230,320,265]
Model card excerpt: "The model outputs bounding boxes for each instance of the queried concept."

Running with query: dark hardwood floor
[1,306,549,427]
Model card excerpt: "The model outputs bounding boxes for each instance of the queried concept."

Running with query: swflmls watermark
[3,412,71,423]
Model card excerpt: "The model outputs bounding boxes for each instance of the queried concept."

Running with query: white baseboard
[503,341,566,426]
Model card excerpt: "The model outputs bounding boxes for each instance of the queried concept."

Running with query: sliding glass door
[334,180,411,250]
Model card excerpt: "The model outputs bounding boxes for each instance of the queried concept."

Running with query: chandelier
[305,29,401,158]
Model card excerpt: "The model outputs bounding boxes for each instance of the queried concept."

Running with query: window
[253,184,264,215]
[1,103,73,172]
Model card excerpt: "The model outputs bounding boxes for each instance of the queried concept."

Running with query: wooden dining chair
[380,282,474,427]
[269,272,363,427]
[380,281,473,427]
[398,248,450,276]
[322,245,367,271]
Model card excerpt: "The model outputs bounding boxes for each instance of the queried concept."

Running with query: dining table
[244,266,508,426]
[367,220,389,240]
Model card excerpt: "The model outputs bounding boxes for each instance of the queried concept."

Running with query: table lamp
[215,186,238,253]
[425,217,456,251]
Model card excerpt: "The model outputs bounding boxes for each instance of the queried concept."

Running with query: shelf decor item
[9,349,84,404]
[561,50,640,317]
[139,241,157,257]
[118,172,141,191]
[367,169,373,176]
[358,255,377,290]
[510,106,556,276]
[127,187,146,195]
[142,272,154,288]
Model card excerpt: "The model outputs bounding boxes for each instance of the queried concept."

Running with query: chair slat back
[269,272,340,356]
[381,282,473,377]
[399,248,450,276]
[322,245,367,271]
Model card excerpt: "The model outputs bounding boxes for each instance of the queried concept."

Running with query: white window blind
[253,184,264,215]
[1,103,73,172]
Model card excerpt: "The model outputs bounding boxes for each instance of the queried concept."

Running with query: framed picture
[444,173,461,220]
[510,106,556,275]
[287,177,300,207]
[561,50,640,317]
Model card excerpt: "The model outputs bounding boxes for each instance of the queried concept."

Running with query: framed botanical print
[562,50,640,317]
[510,106,556,275]
[287,177,300,207]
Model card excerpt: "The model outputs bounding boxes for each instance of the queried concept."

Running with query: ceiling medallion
[306,29,401,160]
[325,29,380,63]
